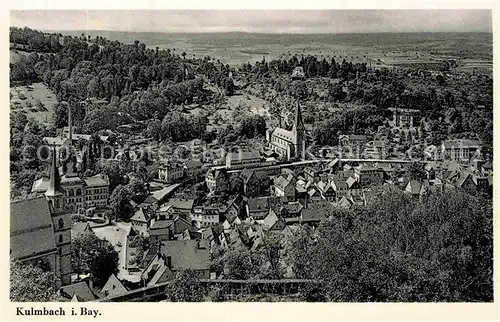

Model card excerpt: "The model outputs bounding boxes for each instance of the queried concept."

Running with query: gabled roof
[151,183,182,202]
[225,194,244,212]
[240,168,255,184]
[316,180,333,193]
[295,184,307,193]
[168,198,195,211]
[71,294,83,302]
[338,170,355,179]
[173,215,192,235]
[246,197,269,213]
[331,178,348,191]
[184,160,203,169]
[99,274,127,298]
[84,174,109,187]
[271,128,295,143]
[282,224,300,237]
[262,209,279,229]
[338,195,354,208]
[302,204,329,222]
[308,187,318,197]
[10,197,57,260]
[59,281,96,302]
[282,202,303,214]
[345,177,358,189]
[275,174,295,190]
[159,240,210,271]
[405,180,427,195]
[131,208,149,223]
[149,219,174,236]
[227,150,261,162]
[61,174,84,185]
[31,177,50,193]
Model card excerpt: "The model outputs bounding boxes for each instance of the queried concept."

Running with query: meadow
[10,82,58,127]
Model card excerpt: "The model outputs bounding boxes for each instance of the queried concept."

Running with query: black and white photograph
[8,8,494,304]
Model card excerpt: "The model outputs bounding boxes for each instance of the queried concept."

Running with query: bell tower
[45,147,72,285]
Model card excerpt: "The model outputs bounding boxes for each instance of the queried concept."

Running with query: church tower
[45,147,72,285]
[292,100,307,160]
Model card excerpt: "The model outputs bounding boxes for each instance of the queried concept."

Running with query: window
[59,235,63,243]
[69,189,74,197]
[76,188,82,196]
[58,218,64,229]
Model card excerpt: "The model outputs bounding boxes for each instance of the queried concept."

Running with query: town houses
[10,94,493,303]
[8,21,494,304]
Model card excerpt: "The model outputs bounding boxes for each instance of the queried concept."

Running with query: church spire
[292,99,307,160]
[45,146,63,197]
[292,99,305,135]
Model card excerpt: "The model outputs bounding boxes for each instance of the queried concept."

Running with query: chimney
[68,102,73,142]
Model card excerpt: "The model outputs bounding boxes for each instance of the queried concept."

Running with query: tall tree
[10,261,60,302]
[71,231,119,288]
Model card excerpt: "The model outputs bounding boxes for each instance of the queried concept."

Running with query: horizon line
[10,26,494,35]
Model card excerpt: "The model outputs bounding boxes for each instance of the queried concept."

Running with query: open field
[10,49,30,64]
[226,92,271,117]
[10,82,58,126]
[51,31,492,73]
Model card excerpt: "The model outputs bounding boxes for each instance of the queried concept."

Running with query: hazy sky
[10,10,492,33]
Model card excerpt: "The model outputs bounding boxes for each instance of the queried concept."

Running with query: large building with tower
[11,149,73,286]
[266,101,307,161]
[34,101,111,213]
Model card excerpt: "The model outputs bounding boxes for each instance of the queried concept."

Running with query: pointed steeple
[45,146,63,197]
[292,100,305,136]
[292,100,307,160]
